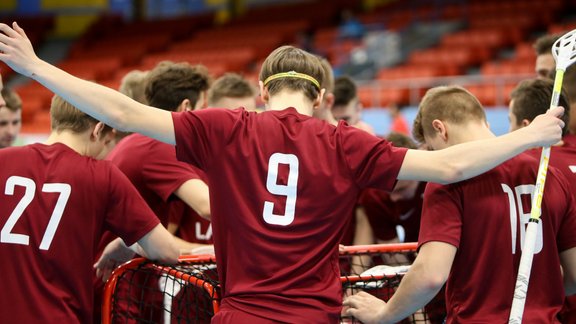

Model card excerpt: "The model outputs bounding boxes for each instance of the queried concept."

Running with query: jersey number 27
[1,176,71,250]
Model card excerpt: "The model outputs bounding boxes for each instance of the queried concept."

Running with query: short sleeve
[104,165,160,246]
[142,141,203,202]
[339,123,407,191]
[418,183,462,249]
[171,108,244,170]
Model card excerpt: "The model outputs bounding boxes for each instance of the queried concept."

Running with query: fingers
[0,33,15,49]
[346,307,360,318]
[343,291,370,307]
[342,296,356,308]
[12,22,27,38]
[548,106,565,118]
[0,23,20,38]
[102,268,113,282]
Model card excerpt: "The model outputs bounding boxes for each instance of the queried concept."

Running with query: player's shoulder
[0,144,31,156]
[87,158,130,187]
[175,107,255,133]
[493,152,541,173]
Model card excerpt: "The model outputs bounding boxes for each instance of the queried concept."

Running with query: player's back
[0,143,156,324]
[423,153,576,323]
[173,108,406,322]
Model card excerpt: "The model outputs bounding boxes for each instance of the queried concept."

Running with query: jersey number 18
[502,184,543,255]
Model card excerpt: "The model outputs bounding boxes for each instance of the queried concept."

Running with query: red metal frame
[102,244,418,323]
[340,242,418,254]
[101,254,218,324]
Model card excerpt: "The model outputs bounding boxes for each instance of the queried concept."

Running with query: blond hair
[119,70,149,104]
[413,86,486,143]
[50,94,112,137]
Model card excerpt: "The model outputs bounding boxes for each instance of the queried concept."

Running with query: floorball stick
[508,29,576,323]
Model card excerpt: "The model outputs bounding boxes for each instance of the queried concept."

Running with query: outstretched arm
[398,107,565,184]
[343,241,455,324]
[0,22,175,144]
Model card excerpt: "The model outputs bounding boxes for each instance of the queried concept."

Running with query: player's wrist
[375,305,392,324]
[513,126,539,151]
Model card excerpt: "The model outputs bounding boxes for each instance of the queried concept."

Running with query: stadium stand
[6,0,576,133]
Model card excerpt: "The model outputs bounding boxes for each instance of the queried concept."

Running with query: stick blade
[552,29,576,69]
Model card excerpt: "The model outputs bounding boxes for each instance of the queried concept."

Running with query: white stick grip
[508,221,540,323]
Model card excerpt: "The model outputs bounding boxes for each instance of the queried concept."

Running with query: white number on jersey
[263,153,299,226]
[1,176,71,250]
[501,184,543,255]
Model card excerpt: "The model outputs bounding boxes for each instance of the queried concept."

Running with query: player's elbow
[411,259,448,292]
[198,206,211,221]
[435,163,465,185]
[423,273,448,292]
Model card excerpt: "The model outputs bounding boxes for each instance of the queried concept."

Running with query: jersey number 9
[263,153,299,226]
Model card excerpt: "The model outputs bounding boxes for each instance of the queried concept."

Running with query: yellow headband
[263,71,321,89]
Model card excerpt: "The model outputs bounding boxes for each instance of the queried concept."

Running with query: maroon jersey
[419,153,576,323]
[172,108,407,322]
[525,145,576,195]
[563,133,576,147]
[359,182,426,243]
[525,145,576,323]
[93,133,206,322]
[107,133,202,225]
[169,199,213,244]
[0,143,159,324]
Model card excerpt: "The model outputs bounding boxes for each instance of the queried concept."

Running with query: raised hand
[0,22,43,77]
[526,106,565,147]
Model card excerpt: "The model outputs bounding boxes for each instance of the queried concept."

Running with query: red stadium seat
[58,57,124,81]
[15,82,54,112]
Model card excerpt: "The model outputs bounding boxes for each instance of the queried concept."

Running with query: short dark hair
[145,61,212,111]
[550,65,576,104]
[333,76,357,107]
[510,78,570,135]
[533,34,561,55]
